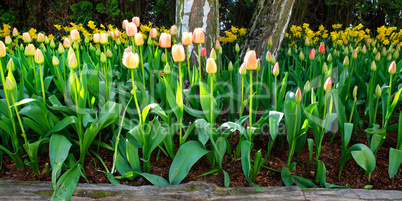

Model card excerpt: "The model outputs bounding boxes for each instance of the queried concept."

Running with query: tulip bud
[239,63,247,75]
[295,87,302,103]
[63,37,71,48]
[0,41,6,57]
[122,52,139,69]
[272,62,279,77]
[393,49,399,60]
[93,33,100,43]
[374,52,381,62]
[362,45,367,54]
[6,58,14,71]
[206,58,217,74]
[210,48,217,60]
[304,80,310,92]
[58,43,65,54]
[381,47,387,57]
[95,48,101,56]
[235,43,240,53]
[388,61,396,74]
[116,38,121,45]
[106,49,113,58]
[327,53,332,63]
[309,48,315,61]
[159,33,171,48]
[344,46,349,55]
[219,48,222,56]
[12,28,19,37]
[5,36,12,45]
[299,51,305,61]
[114,30,120,38]
[201,47,207,57]
[100,52,107,63]
[161,53,167,63]
[319,44,325,54]
[271,55,276,65]
[304,38,310,47]
[169,25,178,36]
[84,36,89,45]
[4,77,16,91]
[25,44,35,56]
[373,47,378,54]
[172,44,185,62]
[72,41,79,50]
[149,28,158,39]
[387,54,392,61]
[343,55,349,67]
[228,61,233,72]
[23,32,32,43]
[52,56,59,66]
[375,84,381,97]
[132,17,140,27]
[343,39,348,45]
[287,48,292,56]
[182,32,192,46]
[267,36,273,48]
[34,49,44,64]
[266,51,272,63]
[324,77,332,92]
[322,62,328,74]
[243,50,257,70]
[68,53,78,69]
[164,62,170,75]
[48,40,55,49]
[192,28,205,43]
[352,49,357,59]
[353,85,358,99]
[122,19,129,30]
[100,33,108,44]
[371,61,377,72]
[134,33,144,46]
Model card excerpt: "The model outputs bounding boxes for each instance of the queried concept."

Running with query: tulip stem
[210,75,214,133]
[38,63,46,105]
[186,45,191,85]
[131,69,142,125]
[198,44,201,82]
[240,75,244,119]
[249,70,253,141]
[384,74,393,128]
[10,92,27,145]
[140,46,145,89]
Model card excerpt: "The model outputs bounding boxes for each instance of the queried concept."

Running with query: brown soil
[0,106,401,190]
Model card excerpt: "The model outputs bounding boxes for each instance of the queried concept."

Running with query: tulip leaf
[49,134,72,188]
[169,141,208,185]
[388,148,402,178]
[269,111,284,140]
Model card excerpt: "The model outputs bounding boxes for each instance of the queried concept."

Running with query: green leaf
[343,123,354,152]
[117,171,169,185]
[49,134,72,188]
[315,160,326,186]
[388,148,402,178]
[294,176,316,188]
[164,78,182,120]
[52,164,83,201]
[223,169,230,188]
[281,167,295,186]
[169,141,208,184]
[339,144,376,176]
[199,81,213,122]
[386,88,402,121]
[241,139,263,192]
[268,111,284,140]
[142,103,168,123]
[195,119,210,146]
[45,116,78,137]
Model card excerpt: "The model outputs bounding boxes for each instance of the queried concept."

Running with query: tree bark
[240,0,295,59]
[176,0,219,61]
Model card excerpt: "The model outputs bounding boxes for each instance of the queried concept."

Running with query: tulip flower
[12,28,19,37]
[235,43,240,53]
[267,36,273,48]
[100,33,108,44]
[149,28,158,39]
[0,41,6,57]
[201,47,207,57]
[35,49,46,103]
[122,52,139,69]
[34,49,44,64]
[375,84,382,97]
[132,17,140,27]
[309,48,315,61]
[192,28,205,44]
[272,62,279,77]
[122,19,129,30]
[210,48,217,61]
[58,43,65,54]
[215,39,221,51]
[243,50,257,70]
[295,87,302,103]
[170,25,178,36]
[182,32,192,46]
[93,33,100,43]
[5,36,12,46]
[25,44,36,56]
[206,58,217,74]
[324,77,332,92]
[70,29,80,41]
[319,44,325,54]
[159,33,171,48]
[266,51,272,63]
[23,32,31,43]
[68,53,78,70]
[134,33,144,46]
[126,22,137,37]
[172,44,185,63]
[63,37,71,48]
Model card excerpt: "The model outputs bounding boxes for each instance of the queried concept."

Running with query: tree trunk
[240,0,295,59]
[176,0,219,61]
